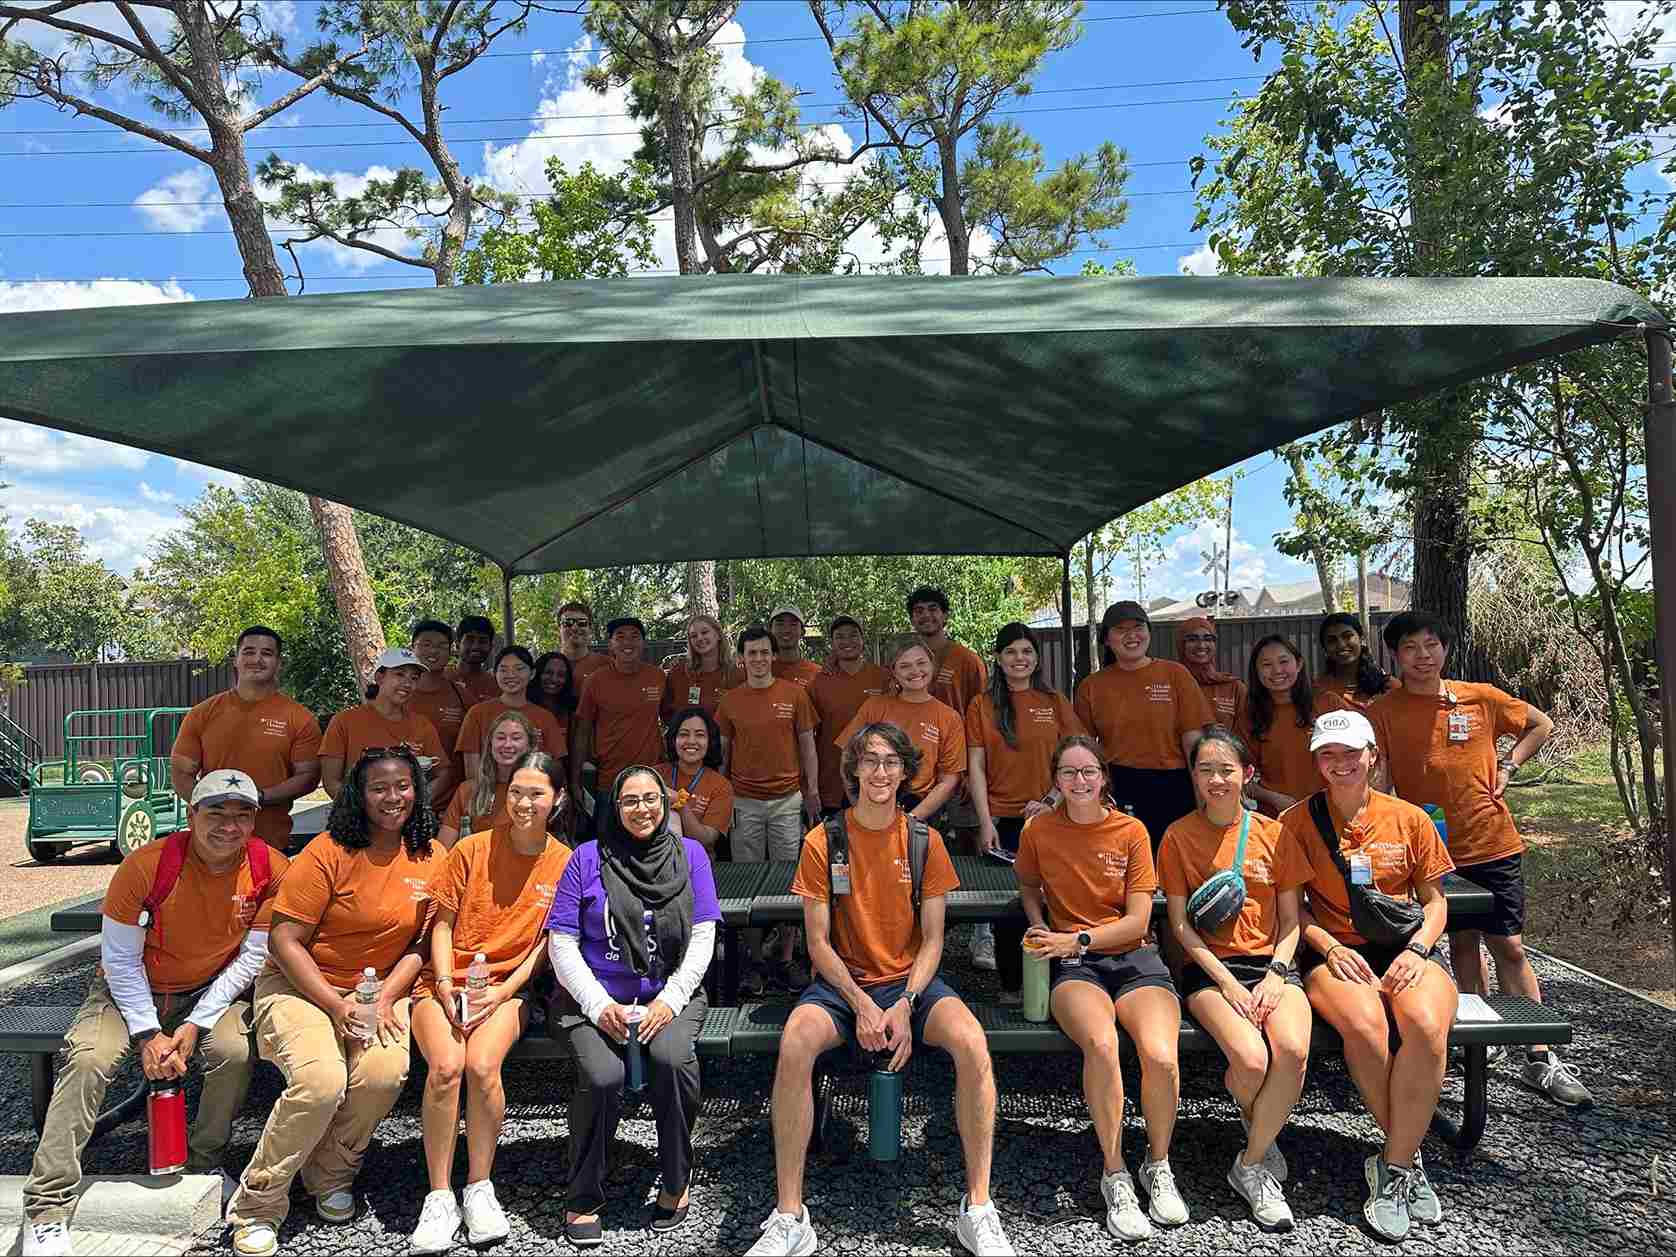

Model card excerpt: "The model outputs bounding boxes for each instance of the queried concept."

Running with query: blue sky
[0,0,1321,600]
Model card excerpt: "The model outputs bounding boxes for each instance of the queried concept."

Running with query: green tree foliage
[0,521,163,662]
[809,0,1129,274]
[457,157,660,283]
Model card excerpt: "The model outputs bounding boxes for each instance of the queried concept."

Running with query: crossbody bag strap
[824,811,849,909]
[1307,791,1354,880]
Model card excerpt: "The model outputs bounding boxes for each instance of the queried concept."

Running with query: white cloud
[0,421,149,474]
[5,486,178,575]
[0,279,192,313]
[133,167,218,232]
[1178,243,1219,276]
[137,481,175,504]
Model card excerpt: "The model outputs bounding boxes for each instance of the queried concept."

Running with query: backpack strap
[823,810,849,905]
[907,815,930,915]
[139,830,193,930]
[244,835,274,905]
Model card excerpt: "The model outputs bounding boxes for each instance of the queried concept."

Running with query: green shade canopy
[0,274,1660,572]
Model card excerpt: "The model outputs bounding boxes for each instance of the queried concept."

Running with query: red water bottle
[147,1079,187,1175]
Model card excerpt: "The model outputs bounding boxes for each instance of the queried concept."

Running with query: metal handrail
[0,707,42,786]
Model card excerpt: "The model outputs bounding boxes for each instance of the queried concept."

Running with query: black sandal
[565,1215,603,1248]
[650,1201,690,1234]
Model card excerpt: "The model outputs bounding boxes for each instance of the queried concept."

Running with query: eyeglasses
[1055,765,1105,782]
[1182,633,1217,644]
[859,755,904,773]
[619,793,663,811]
[559,618,590,628]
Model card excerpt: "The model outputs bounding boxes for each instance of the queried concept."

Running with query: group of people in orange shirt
[17,589,1590,1257]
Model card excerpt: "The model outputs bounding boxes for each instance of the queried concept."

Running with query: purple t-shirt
[545,838,722,1005]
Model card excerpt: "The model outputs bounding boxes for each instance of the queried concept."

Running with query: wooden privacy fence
[5,659,234,761]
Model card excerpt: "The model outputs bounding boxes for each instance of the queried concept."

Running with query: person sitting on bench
[1016,734,1186,1242]
[22,771,288,1257]
[749,722,1016,1257]
[1158,725,1312,1235]
[1288,710,1455,1243]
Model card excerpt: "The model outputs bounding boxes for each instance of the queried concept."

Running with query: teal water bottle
[867,1052,902,1162]
[1424,804,1448,846]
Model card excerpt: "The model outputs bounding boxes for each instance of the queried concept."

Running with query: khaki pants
[25,975,254,1223]
[225,967,411,1228]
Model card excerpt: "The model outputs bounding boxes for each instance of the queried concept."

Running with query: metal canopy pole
[1061,551,1075,697]
[501,566,516,649]
[1643,327,1676,983]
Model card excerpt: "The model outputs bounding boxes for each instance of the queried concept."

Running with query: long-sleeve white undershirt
[101,918,267,1037]
[548,920,716,1025]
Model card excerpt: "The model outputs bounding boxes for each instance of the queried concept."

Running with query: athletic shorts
[796,974,959,1054]
[1051,946,1176,1001]
[1179,954,1303,1001]
[1451,853,1526,937]
[1300,937,1447,979]
[1107,765,1196,850]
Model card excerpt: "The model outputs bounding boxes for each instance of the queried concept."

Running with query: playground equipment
[25,707,188,862]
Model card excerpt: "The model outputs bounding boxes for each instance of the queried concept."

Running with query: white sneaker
[316,1188,356,1223]
[1100,1168,1151,1242]
[1240,1114,1288,1182]
[971,928,998,972]
[462,1179,509,1244]
[956,1195,1016,1256]
[1137,1157,1189,1226]
[231,1222,279,1257]
[21,1219,71,1257]
[1227,1153,1294,1233]
[410,1189,461,1254]
[745,1205,817,1256]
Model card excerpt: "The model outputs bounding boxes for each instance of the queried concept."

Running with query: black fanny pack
[1307,793,1424,947]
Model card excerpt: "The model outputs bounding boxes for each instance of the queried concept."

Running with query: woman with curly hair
[226,747,445,1257]
[532,650,579,738]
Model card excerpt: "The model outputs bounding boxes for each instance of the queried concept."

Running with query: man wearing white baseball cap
[1283,707,1456,1242]
[319,647,446,801]
[768,606,820,689]
[21,771,291,1257]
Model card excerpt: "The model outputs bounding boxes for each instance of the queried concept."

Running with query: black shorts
[1107,765,1196,850]
[1051,946,1176,1001]
[994,815,1027,855]
[1300,938,1447,979]
[1179,955,1304,1001]
[796,974,959,1053]
[1452,854,1526,937]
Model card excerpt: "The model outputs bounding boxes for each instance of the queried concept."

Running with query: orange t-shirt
[1015,806,1155,953]
[271,833,445,989]
[576,663,667,788]
[809,663,891,810]
[792,810,961,986]
[661,660,741,722]
[772,658,822,689]
[1075,660,1214,771]
[567,652,611,691]
[1236,693,1342,816]
[320,703,445,773]
[447,667,501,707]
[172,691,322,847]
[1197,677,1247,728]
[419,826,571,997]
[1157,810,1309,959]
[716,679,818,800]
[442,780,510,835]
[456,698,566,761]
[103,839,290,993]
[1367,682,1529,868]
[837,695,965,797]
[965,689,1086,817]
[1284,790,1455,946]
[1314,674,1399,712]
[408,678,471,787]
[657,762,735,835]
[928,640,988,718]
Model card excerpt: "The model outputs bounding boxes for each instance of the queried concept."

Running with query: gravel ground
[1,934,1671,1256]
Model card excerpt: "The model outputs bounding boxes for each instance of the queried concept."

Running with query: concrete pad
[0,1225,190,1254]
[0,1175,220,1246]
[0,935,97,993]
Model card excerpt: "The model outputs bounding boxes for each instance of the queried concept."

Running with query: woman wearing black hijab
[545,765,721,1245]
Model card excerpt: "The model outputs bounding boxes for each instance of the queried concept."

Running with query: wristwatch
[1266,959,1294,979]
[1405,941,1431,960]
[1498,757,1517,777]
[902,988,919,1012]
[1076,931,1092,957]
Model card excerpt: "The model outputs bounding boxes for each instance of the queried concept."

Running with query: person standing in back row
[769,607,822,689]
[171,625,321,850]
[1314,613,1397,711]
[662,614,739,722]
[556,602,612,694]
[717,626,821,992]
[319,648,446,803]
[1176,616,1245,726]
[1367,611,1590,1107]
[570,618,666,838]
[448,617,501,707]
[408,620,469,805]
[1074,602,1212,849]
[808,615,890,820]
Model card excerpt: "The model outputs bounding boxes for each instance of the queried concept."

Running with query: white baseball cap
[1309,709,1378,752]
[769,605,806,626]
[373,646,427,672]
[191,769,261,808]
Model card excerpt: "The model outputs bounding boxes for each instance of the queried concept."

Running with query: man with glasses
[1175,615,1245,726]
[556,600,610,692]
[748,722,1014,1257]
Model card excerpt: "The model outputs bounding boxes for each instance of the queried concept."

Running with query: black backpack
[824,809,931,914]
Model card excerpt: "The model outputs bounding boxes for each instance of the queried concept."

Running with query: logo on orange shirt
[1146,684,1173,703]
[772,703,796,719]
[1096,850,1128,880]
[641,687,662,702]
[1026,705,1057,724]
[403,876,430,902]
[1243,856,1274,884]
[257,717,290,738]
[231,893,260,925]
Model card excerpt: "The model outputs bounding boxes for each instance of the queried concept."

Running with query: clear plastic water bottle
[465,952,490,1019]
[353,967,381,1040]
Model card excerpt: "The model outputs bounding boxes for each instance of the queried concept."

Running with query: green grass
[1504,745,1627,830]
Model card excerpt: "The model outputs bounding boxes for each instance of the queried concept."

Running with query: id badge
[831,862,852,895]
[1447,710,1471,743]
[688,685,702,704]
[1349,853,1373,886]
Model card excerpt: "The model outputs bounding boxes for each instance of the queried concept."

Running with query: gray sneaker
[1406,1151,1442,1226]
[745,1206,817,1256]
[1137,1157,1189,1226]
[1520,1050,1594,1107]
[1240,1114,1288,1182]
[1227,1153,1293,1232]
[1100,1168,1151,1242]
[1363,1155,1412,1242]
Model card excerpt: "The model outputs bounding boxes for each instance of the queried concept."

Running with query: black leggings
[995,817,1027,993]
[1107,764,1196,850]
